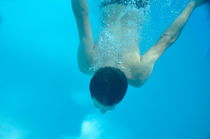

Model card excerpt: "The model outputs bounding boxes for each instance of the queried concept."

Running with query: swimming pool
[0,0,210,139]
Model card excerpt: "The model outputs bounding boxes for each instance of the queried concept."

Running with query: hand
[191,0,209,7]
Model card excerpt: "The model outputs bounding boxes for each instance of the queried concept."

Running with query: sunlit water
[0,0,210,139]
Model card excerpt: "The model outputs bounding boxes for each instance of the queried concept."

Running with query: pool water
[0,0,210,139]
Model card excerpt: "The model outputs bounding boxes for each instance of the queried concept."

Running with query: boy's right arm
[71,0,95,73]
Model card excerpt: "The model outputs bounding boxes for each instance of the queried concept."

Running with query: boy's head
[89,67,128,113]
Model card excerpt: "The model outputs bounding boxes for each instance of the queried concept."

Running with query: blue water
[0,0,210,139]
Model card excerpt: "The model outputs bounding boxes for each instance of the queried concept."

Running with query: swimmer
[72,0,209,113]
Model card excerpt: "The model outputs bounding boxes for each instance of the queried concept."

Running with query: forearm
[143,1,199,63]
[72,0,94,55]
[161,1,197,45]
[71,0,93,42]
[72,0,95,72]
[71,0,88,14]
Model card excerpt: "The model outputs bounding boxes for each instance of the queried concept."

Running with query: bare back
[91,4,153,86]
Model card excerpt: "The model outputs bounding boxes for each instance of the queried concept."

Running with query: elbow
[167,34,178,44]
[161,32,178,45]
[161,34,177,46]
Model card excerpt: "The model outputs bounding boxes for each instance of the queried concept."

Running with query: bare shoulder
[126,54,154,87]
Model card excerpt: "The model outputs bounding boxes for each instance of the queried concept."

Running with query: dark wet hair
[89,67,128,106]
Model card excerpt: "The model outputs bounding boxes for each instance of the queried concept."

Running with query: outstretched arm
[71,0,95,73]
[143,0,208,64]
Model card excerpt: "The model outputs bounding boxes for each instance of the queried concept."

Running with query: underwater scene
[0,0,210,139]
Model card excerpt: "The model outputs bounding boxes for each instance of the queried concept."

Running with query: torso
[90,4,152,87]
